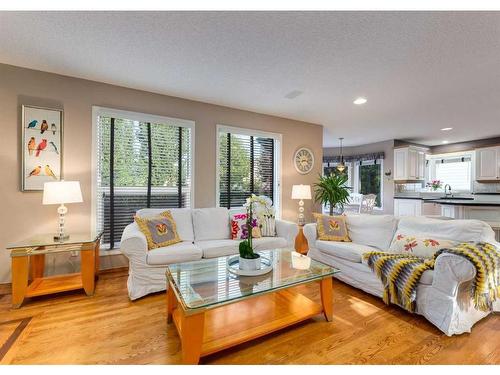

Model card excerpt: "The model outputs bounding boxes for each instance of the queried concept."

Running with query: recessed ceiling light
[442,140,449,144]
[441,127,453,131]
[353,97,367,105]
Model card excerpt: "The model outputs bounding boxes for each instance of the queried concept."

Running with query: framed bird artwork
[21,105,63,191]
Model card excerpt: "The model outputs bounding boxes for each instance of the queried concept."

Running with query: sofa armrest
[120,222,148,261]
[275,219,299,247]
[432,252,476,297]
[303,223,317,247]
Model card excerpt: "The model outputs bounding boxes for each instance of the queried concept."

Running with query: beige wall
[323,140,395,214]
[0,63,323,283]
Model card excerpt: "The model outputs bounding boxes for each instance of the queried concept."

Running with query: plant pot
[239,254,261,271]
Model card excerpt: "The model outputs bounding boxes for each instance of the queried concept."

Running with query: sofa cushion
[197,237,288,259]
[197,239,240,258]
[389,233,458,258]
[134,211,181,250]
[193,207,230,241]
[346,214,398,250]
[314,213,351,242]
[135,208,194,242]
[252,236,287,251]
[316,240,378,263]
[146,241,202,265]
[396,216,496,243]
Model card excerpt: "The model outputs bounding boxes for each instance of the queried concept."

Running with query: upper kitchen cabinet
[475,146,500,181]
[394,146,428,181]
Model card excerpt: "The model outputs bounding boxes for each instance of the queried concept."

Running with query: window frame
[91,106,195,251]
[354,159,384,210]
[426,151,474,193]
[215,124,282,219]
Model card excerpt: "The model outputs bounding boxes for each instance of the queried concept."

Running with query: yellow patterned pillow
[314,213,351,242]
[134,210,181,250]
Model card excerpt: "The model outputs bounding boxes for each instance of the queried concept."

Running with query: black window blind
[97,116,192,249]
[219,131,275,208]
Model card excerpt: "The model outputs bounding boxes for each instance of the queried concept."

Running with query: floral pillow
[231,213,262,240]
[314,213,351,242]
[134,210,181,250]
[389,233,458,258]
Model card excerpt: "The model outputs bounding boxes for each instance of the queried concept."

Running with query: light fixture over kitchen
[353,97,367,105]
[442,140,449,144]
[441,127,453,131]
[337,137,346,172]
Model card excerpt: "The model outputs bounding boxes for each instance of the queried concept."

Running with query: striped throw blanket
[363,242,500,313]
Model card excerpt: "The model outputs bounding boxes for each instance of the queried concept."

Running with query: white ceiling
[1,11,500,147]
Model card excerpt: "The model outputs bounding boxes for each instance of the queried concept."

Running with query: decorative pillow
[389,233,458,258]
[134,210,181,250]
[314,213,351,242]
[231,213,262,240]
[259,215,276,237]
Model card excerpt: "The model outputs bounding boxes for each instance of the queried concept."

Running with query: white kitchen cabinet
[475,146,500,181]
[394,199,422,216]
[393,146,428,181]
[422,202,441,216]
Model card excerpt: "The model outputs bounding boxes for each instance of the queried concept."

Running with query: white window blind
[95,111,193,249]
[433,156,472,191]
[217,127,280,210]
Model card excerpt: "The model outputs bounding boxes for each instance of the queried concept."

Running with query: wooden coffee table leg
[12,256,29,308]
[166,284,177,324]
[320,277,333,322]
[180,311,205,364]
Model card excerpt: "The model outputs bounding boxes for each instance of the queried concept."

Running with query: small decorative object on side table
[6,231,103,308]
[292,184,312,254]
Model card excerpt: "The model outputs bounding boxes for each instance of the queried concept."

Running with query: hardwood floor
[0,268,498,364]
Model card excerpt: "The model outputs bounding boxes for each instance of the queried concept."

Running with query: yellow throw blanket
[364,242,500,313]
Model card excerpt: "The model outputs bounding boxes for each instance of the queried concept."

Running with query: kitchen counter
[426,199,500,207]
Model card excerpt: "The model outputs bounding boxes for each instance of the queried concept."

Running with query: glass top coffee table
[166,248,339,364]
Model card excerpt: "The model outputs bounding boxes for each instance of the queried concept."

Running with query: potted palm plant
[313,173,351,215]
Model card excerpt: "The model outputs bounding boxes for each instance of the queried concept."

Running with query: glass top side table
[6,231,103,308]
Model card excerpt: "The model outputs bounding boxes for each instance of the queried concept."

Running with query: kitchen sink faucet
[444,184,452,197]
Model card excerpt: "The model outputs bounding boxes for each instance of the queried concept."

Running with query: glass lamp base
[54,234,69,241]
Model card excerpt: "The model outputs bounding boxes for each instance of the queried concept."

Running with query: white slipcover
[120,207,298,300]
[304,216,500,336]
[192,207,230,241]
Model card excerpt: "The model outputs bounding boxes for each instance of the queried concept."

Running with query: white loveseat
[304,214,500,336]
[120,207,298,300]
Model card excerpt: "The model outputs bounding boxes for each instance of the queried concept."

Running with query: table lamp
[291,184,312,225]
[43,180,83,241]
[291,184,312,255]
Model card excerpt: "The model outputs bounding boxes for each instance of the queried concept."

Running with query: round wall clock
[294,147,315,174]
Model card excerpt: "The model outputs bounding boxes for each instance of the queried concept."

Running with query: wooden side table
[6,232,103,308]
[294,225,309,254]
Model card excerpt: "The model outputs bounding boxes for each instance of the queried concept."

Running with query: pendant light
[337,137,346,172]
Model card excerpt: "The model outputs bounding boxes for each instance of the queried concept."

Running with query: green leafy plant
[313,173,351,215]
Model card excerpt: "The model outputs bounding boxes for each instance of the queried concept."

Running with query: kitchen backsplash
[474,181,500,193]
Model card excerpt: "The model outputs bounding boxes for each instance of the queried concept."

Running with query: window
[93,107,194,249]
[357,160,382,208]
[217,125,281,212]
[428,153,472,192]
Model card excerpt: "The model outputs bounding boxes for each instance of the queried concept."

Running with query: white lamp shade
[43,181,83,205]
[291,184,312,200]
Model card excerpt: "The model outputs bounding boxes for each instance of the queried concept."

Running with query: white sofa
[304,214,500,336]
[120,207,298,300]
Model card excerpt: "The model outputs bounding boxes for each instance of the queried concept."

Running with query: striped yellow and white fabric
[364,242,500,313]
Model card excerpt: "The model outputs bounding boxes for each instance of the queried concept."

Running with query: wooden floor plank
[0,269,498,364]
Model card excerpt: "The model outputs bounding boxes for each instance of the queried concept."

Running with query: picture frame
[21,105,64,191]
